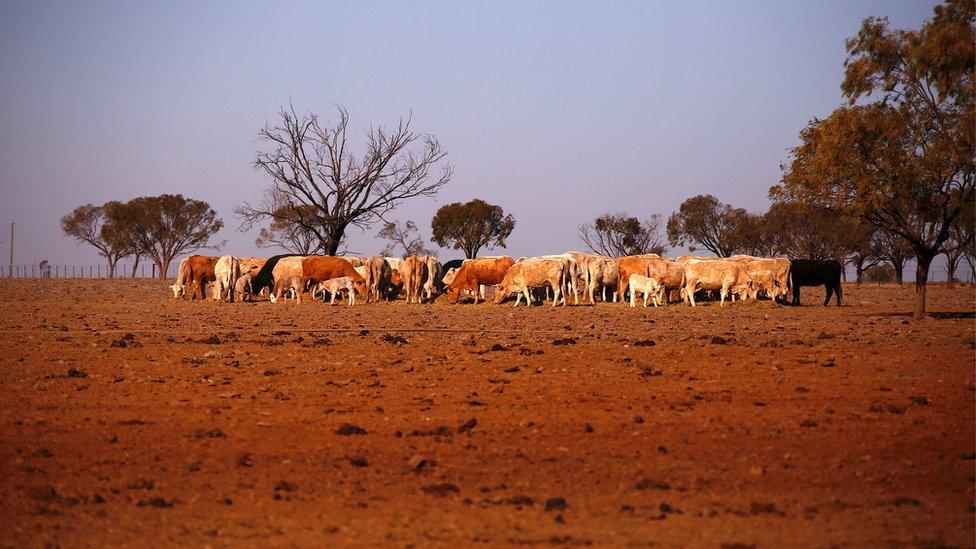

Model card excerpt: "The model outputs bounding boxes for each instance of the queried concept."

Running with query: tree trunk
[945,252,960,289]
[855,259,864,285]
[107,259,117,278]
[891,258,904,285]
[159,258,171,280]
[913,251,934,320]
[131,254,141,278]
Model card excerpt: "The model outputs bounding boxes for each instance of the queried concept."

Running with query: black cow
[250,254,302,295]
[789,259,843,306]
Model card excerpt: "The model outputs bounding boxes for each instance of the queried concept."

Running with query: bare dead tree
[236,105,452,255]
[377,219,432,258]
[579,213,667,257]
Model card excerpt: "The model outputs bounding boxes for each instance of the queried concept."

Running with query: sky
[0,0,961,279]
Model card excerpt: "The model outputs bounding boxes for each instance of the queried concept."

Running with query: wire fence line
[0,264,169,279]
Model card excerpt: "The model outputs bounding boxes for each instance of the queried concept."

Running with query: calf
[628,274,662,308]
[301,256,368,300]
[235,273,253,302]
[315,276,359,305]
[270,274,304,304]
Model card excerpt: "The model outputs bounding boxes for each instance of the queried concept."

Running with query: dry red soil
[1,279,973,547]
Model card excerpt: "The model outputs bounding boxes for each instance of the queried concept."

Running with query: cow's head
[354,280,368,297]
[446,284,461,304]
[493,285,510,304]
[171,282,184,299]
[390,269,403,286]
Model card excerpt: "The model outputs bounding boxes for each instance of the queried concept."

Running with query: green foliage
[430,199,515,259]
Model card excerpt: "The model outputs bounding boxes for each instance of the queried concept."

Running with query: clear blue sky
[1,0,957,278]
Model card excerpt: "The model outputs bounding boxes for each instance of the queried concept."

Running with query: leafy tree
[579,213,667,256]
[942,196,975,287]
[761,201,853,261]
[60,202,134,277]
[430,199,515,258]
[378,219,433,258]
[254,202,324,255]
[847,220,881,285]
[237,105,452,255]
[115,195,224,278]
[667,194,750,257]
[873,230,914,285]
[864,264,896,284]
[773,1,974,318]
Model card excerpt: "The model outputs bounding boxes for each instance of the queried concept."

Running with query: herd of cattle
[170,252,844,307]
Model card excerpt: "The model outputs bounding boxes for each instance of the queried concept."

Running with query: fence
[1,263,169,278]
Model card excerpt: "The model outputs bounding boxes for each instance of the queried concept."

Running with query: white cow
[315,276,359,305]
[628,274,662,308]
[213,255,241,302]
[234,273,253,302]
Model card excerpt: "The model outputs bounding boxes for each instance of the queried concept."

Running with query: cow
[235,273,253,302]
[789,259,842,306]
[301,256,368,302]
[235,257,267,279]
[269,275,304,304]
[250,254,304,296]
[171,257,190,299]
[401,256,428,304]
[314,276,360,305]
[731,255,791,302]
[539,254,580,304]
[628,274,662,308]
[423,256,442,300]
[359,257,394,302]
[616,254,661,302]
[660,259,686,304]
[681,259,757,306]
[213,255,242,302]
[494,258,569,307]
[446,256,515,304]
[171,255,218,301]
[442,267,460,286]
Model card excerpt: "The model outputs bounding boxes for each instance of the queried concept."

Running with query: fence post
[152,264,156,278]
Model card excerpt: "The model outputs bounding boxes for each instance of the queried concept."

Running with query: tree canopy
[430,199,515,259]
[579,213,667,256]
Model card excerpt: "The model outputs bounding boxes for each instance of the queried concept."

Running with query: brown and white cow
[681,259,756,306]
[301,256,368,301]
[171,255,218,300]
[628,274,662,308]
[616,254,664,302]
[494,258,569,307]
[446,256,515,304]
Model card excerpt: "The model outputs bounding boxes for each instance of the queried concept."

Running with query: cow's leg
[524,288,533,306]
[686,284,696,307]
[834,283,842,306]
[823,284,833,307]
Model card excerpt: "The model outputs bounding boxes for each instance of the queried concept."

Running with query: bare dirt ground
[0,279,973,547]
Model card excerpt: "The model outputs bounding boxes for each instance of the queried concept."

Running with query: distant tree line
[61,195,223,278]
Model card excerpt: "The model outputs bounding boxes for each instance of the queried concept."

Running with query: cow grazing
[446,256,515,304]
[213,255,242,302]
[171,255,218,301]
[494,258,569,307]
[249,254,304,296]
[660,260,685,304]
[681,259,756,306]
[628,274,662,308]
[731,255,791,302]
[315,276,360,305]
[616,254,661,302]
[235,273,253,302]
[270,275,304,304]
[789,259,842,306]
[301,256,368,301]
[171,257,190,299]
[359,257,394,302]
